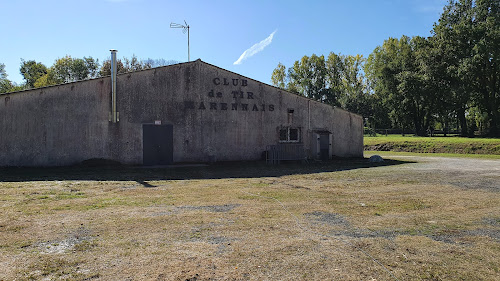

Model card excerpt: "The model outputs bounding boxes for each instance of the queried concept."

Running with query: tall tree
[271,52,374,117]
[271,62,287,89]
[51,55,100,83]
[0,63,7,80]
[366,37,410,131]
[472,0,500,136]
[366,36,442,135]
[0,63,24,93]
[339,54,372,117]
[142,58,180,68]
[99,58,126,77]
[287,54,330,102]
[0,63,13,93]
[433,0,500,136]
[19,59,48,88]
[325,52,344,106]
[33,56,101,87]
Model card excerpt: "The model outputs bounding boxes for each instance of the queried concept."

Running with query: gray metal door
[143,124,173,165]
[319,134,329,161]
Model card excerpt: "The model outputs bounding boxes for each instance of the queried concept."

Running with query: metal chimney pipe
[110,49,118,123]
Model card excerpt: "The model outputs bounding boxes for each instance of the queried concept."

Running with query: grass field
[1,157,499,280]
[365,135,500,155]
[364,150,500,159]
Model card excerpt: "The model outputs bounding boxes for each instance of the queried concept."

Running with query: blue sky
[1,0,447,85]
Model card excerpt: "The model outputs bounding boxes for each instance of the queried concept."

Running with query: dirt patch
[207,236,237,255]
[305,210,500,243]
[451,178,500,191]
[305,211,350,226]
[483,217,500,227]
[37,227,93,254]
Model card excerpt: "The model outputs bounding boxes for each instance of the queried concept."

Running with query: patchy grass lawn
[365,135,500,155]
[0,158,499,280]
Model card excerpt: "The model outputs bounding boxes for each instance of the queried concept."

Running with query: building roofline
[0,60,197,96]
[196,60,363,119]
[0,58,363,120]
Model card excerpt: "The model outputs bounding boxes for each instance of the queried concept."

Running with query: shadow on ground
[0,158,411,183]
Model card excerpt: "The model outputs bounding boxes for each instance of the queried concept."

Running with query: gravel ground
[304,155,500,244]
[377,155,500,191]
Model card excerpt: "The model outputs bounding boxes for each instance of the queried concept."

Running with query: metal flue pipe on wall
[110,49,119,123]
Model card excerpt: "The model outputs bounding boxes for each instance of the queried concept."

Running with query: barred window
[279,127,301,143]
[289,128,299,141]
[279,129,288,141]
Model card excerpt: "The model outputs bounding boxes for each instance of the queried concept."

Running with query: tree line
[271,0,499,137]
[0,56,178,94]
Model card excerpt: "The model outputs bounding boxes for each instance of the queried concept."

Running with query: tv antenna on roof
[170,20,190,62]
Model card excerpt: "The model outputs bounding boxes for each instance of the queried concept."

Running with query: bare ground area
[0,156,499,280]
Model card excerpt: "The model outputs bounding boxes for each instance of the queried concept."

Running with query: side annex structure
[0,59,363,166]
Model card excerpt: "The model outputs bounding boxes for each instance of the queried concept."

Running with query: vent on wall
[288,108,294,123]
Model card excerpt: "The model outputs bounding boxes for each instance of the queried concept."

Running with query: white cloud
[233,30,277,65]
[413,0,447,15]
[417,5,443,14]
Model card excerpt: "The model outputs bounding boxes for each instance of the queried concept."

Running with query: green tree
[33,68,60,88]
[271,62,287,89]
[0,63,24,93]
[366,37,410,131]
[123,55,146,72]
[20,59,48,88]
[32,56,101,87]
[1,63,13,93]
[84,57,100,78]
[339,54,372,117]
[433,0,500,136]
[142,58,180,68]
[99,55,172,77]
[325,52,344,106]
[287,54,330,101]
[271,52,375,118]
[471,0,500,136]
[51,55,100,83]
[0,63,7,80]
[366,36,443,136]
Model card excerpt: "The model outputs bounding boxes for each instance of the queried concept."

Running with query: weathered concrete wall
[0,78,113,166]
[332,107,364,157]
[0,60,363,166]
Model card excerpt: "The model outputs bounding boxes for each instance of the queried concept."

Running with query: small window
[279,127,301,143]
[289,128,299,141]
[279,129,288,141]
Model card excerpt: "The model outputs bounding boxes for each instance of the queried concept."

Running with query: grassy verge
[364,150,500,159]
[365,135,500,155]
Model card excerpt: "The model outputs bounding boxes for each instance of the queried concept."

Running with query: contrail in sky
[233,30,277,65]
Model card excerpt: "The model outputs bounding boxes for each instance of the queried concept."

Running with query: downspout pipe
[110,49,119,123]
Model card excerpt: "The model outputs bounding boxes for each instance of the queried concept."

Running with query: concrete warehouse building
[0,57,363,167]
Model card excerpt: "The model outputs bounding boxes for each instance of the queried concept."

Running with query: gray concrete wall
[0,60,363,166]
[332,107,364,157]
[0,78,114,166]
